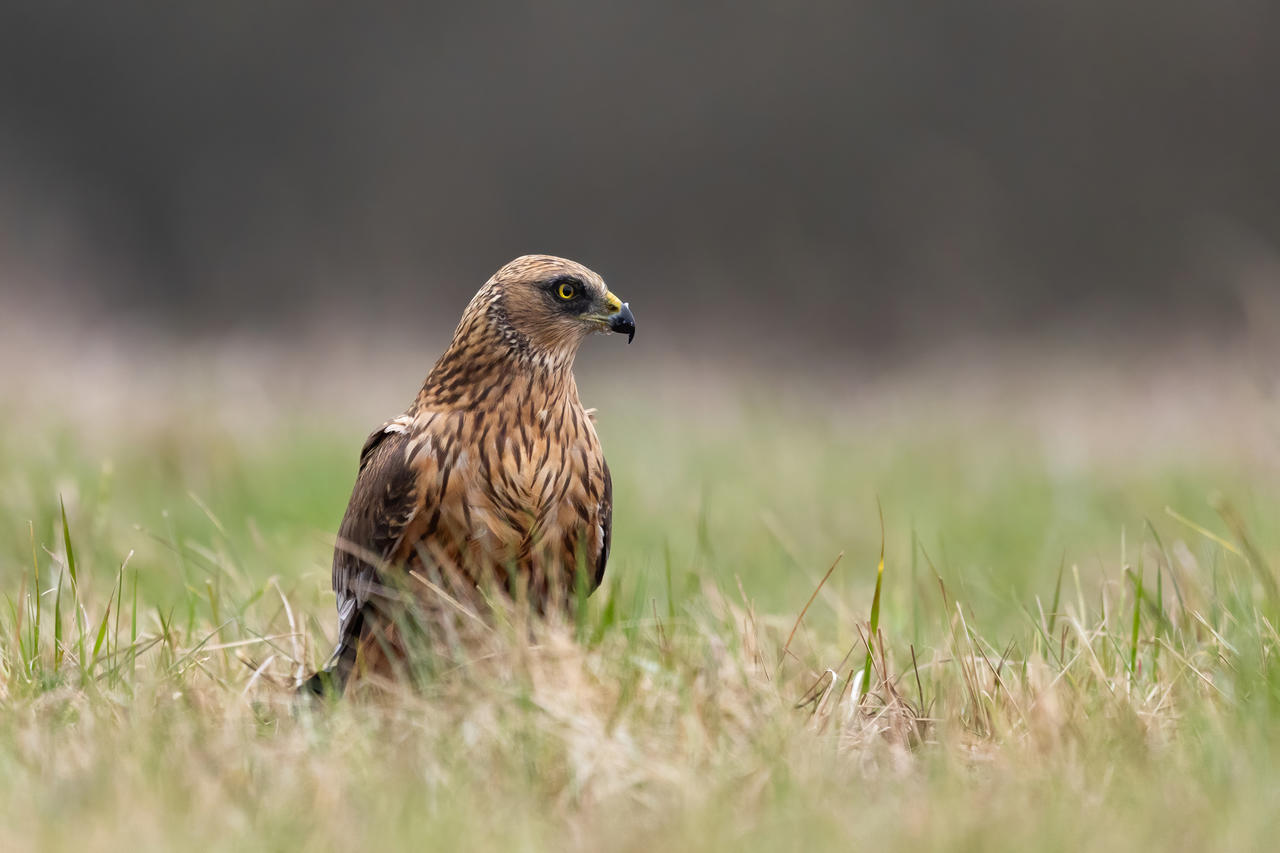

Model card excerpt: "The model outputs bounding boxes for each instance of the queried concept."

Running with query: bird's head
[476,255,635,362]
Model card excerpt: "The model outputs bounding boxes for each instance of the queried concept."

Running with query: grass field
[2,341,1279,851]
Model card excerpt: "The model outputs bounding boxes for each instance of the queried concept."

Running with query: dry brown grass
[2,328,1279,850]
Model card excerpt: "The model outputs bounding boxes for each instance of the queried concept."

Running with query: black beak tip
[610,302,636,344]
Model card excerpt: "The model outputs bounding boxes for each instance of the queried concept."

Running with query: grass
[1,351,1279,851]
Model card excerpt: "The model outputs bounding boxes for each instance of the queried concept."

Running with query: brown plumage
[303,255,635,694]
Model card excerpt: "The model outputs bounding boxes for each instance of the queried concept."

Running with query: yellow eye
[557,282,576,300]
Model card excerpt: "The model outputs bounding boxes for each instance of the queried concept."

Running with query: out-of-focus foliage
[2,2,1278,349]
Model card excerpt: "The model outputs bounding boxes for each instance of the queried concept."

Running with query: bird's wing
[594,458,613,588]
[332,416,425,619]
[306,415,441,693]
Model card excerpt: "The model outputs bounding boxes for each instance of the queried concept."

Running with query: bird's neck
[415,307,581,412]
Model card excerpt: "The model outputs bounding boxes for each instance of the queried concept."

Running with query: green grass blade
[52,571,64,670]
[129,570,139,683]
[1212,494,1279,606]
[860,500,886,700]
[1144,520,1185,616]
[910,524,920,648]
[29,521,40,664]
[1048,553,1065,638]
[111,554,129,684]
[1129,553,1143,679]
[89,600,113,675]
[664,542,675,622]
[60,496,78,591]
[1164,505,1241,557]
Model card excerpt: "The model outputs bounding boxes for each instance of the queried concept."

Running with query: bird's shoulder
[333,412,447,595]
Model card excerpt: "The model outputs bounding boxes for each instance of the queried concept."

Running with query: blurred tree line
[1,2,1276,351]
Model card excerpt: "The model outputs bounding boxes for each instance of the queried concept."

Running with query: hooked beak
[609,301,636,344]
[595,290,635,343]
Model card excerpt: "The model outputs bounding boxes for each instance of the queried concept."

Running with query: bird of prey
[302,255,635,694]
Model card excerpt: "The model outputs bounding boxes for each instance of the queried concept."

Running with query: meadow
[1,337,1278,852]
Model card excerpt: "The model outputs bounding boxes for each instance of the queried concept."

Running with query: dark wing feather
[593,459,613,588]
[303,420,420,694]
[332,422,420,616]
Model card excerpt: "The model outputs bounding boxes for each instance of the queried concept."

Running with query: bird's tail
[297,605,365,698]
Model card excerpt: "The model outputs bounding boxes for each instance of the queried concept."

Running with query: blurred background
[2,1,1279,367]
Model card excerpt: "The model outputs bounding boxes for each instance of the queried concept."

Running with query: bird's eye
[557,282,576,300]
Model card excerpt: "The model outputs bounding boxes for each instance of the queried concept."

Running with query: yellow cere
[603,291,623,313]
